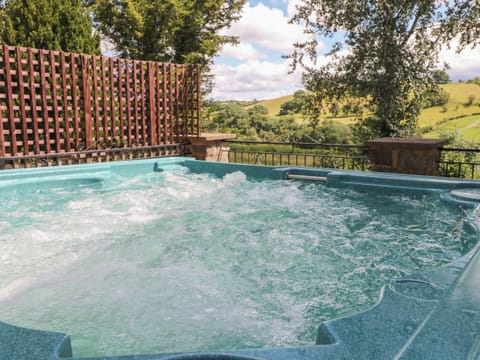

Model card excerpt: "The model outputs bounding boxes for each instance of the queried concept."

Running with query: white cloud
[210,60,303,101]
[439,39,480,81]
[219,43,268,61]
[222,2,314,55]
[212,1,478,100]
[211,1,320,99]
[287,0,302,18]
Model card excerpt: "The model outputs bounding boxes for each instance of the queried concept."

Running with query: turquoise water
[0,168,476,357]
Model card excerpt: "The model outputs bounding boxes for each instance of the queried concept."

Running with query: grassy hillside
[422,114,480,141]
[246,94,294,115]
[419,83,480,142]
[418,83,480,125]
[247,83,480,143]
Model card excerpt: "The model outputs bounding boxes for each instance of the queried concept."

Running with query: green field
[250,83,480,143]
[422,114,480,140]
[419,83,480,142]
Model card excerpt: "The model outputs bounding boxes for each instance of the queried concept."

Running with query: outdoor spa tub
[0,157,479,360]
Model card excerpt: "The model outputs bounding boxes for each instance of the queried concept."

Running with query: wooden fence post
[82,55,93,150]
[125,59,133,147]
[3,45,17,156]
[71,53,81,150]
[28,49,40,155]
[148,61,157,145]
[38,49,50,154]
[0,63,3,157]
[49,51,62,153]
[109,58,116,143]
[0,47,4,157]
[15,47,29,155]
[163,63,169,144]
[196,64,201,136]
[60,52,71,152]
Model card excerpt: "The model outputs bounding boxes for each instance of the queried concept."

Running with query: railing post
[366,138,448,176]
[187,133,236,162]
[81,55,93,150]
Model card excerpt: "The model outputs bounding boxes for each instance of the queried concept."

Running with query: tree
[421,88,449,108]
[442,1,480,50]
[93,0,245,91]
[290,1,480,139]
[248,105,269,116]
[0,0,100,54]
[433,70,450,84]
[278,90,306,115]
[310,120,352,144]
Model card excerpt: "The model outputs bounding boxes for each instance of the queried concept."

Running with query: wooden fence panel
[0,49,5,157]
[0,45,201,159]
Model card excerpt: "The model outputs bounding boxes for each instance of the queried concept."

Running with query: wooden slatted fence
[0,45,201,163]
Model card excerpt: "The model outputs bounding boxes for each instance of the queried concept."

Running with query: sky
[210,0,480,101]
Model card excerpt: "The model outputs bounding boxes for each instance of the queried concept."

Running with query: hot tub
[0,158,479,360]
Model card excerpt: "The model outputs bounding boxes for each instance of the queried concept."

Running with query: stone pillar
[365,137,448,176]
[186,133,237,162]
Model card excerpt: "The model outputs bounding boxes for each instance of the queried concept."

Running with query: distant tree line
[203,100,353,144]
[464,77,480,86]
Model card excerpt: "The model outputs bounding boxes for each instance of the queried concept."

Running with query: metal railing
[226,140,480,180]
[439,147,480,179]
[226,140,370,171]
[0,143,185,169]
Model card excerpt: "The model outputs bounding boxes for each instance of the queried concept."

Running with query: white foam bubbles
[0,167,475,357]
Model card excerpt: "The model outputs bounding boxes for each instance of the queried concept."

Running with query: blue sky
[211,0,480,101]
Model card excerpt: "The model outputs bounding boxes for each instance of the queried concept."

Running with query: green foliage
[0,0,100,54]
[309,120,352,144]
[437,130,480,179]
[204,99,357,144]
[290,0,479,140]
[93,0,245,92]
[422,88,450,109]
[466,77,480,85]
[248,105,268,116]
[278,90,305,115]
[433,70,450,84]
[441,1,480,51]
[465,94,476,107]
[300,92,323,130]
[203,101,303,141]
[349,116,386,144]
